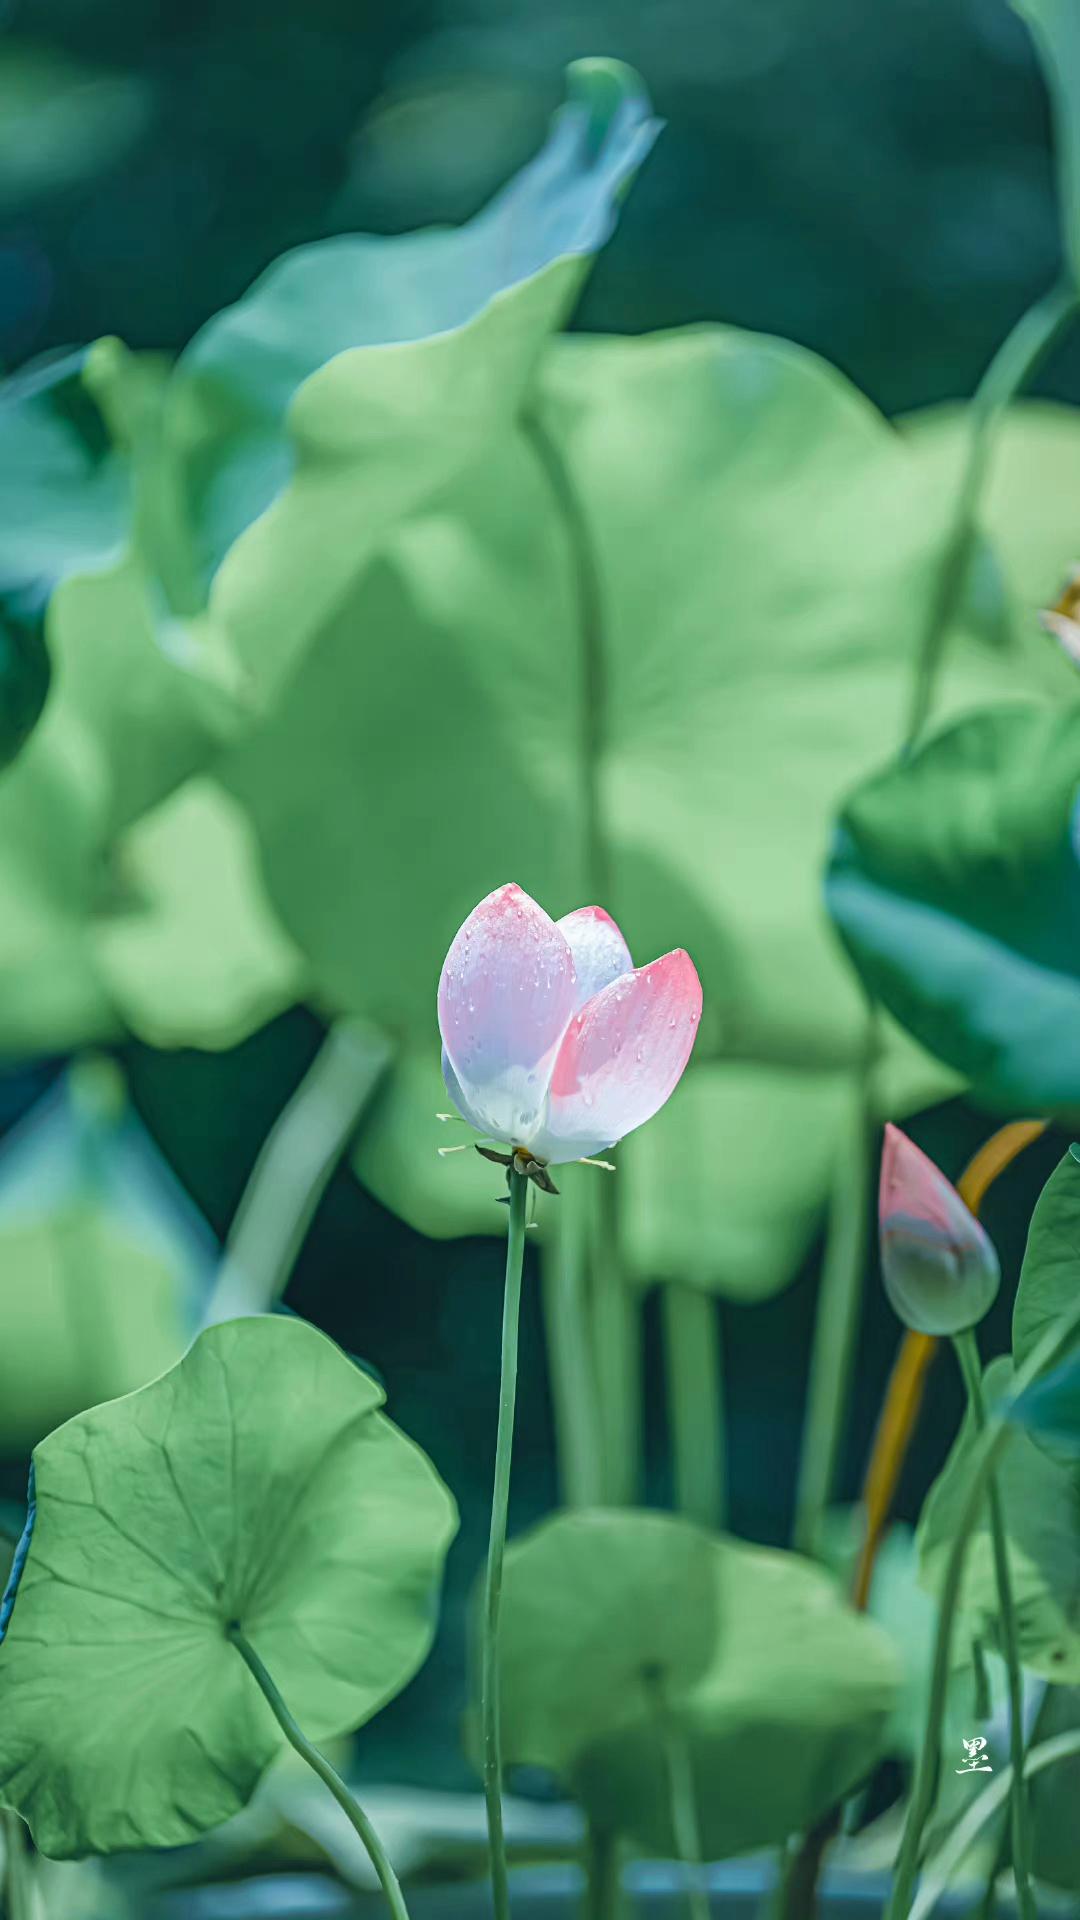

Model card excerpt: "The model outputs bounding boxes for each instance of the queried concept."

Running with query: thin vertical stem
[542,1165,606,1507]
[482,1166,529,1920]
[227,1626,411,1920]
[662,1283,725,1529]
[204,1018,392,1326]
[647,1675,710,1920]
[951,1331,1036,1920]
[904,277,1078,751]
[583,1822,624,1920]
[590,1172,642,1505]
[793,1084,872,1557]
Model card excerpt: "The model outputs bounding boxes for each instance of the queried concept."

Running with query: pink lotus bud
[878,1124,1000,1335]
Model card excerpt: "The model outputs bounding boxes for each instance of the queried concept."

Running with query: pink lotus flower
[438,884,702,1173]
[878,1123,1000,1335]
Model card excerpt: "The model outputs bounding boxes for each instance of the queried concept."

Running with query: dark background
[1,0,1073,1787]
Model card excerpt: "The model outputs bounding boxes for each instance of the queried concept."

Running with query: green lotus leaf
[1013,1145,1080,1385]
[918,1355,1080,1681]
[1029,1684,1080,1891]
[568,1531,898,1858]
[0,1060,210,1450]
[0,1313,457,1857]
[191,60,658,703]
[484,1509,719,1776]
[905,402,1080,648]
[224,323,1049,1292]
[827,704,1080,1120]
[1012,0,1080,280]
[92,777,304,1050]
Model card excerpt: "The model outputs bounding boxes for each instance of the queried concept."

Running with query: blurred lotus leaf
[0,62,658,1064]
[1012,0,1080,281]
[827,705,1080,1121]
[0,1058,212,1451]
[918,1354,1080,1681]
[905,402,1080,633]
[485,1509,718,1775]
[221,320,1062,1294]
[563,1528,898,1858]
[0,1314,458,1857]
[0,45,150,210]
[178,56,660,698]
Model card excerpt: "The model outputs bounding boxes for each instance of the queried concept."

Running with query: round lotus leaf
[570,1534,899,1859]
[0,1314,457,1858]
[486,1509,719,1776]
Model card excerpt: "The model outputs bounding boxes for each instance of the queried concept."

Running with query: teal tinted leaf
[0,45,148,206]
[0,1061,211,1449]
[487,1510,719,1775]
[827,704,1080,1119]
[1013,1147,1080,1383]
[180,60,657,668]
[1012,0,1080,280]
[918,1356,1080,1680]
[1010,1354,1080,1458]
[0,350,127,621]
[0,1314,457,1857]
[569,1533,899,1859]
[226,325,1043,1287]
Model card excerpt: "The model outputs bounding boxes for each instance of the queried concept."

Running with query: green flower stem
[662,1282,726,1530]
[887,1289,1080,1920]
[227,1625,411,1920]
[590,1174,642,1505]
[583,1822,624,1920]
[792,1083,872,1557]
[647,1674,710,1920]
[542,1165,606,1507]
[482,1165,529,1920]
[904,275,1079,752]
[204,1018,391,1325]
[951,1331,1037,1920]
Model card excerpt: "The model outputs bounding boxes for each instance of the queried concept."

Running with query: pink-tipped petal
[557,906,634,1010]
[528,948,702,1164]
[878,1124,1000,1335]
[438,883,577,1144]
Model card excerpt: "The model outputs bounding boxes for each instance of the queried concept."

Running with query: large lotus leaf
[487,1510,719,1776]
[1013,1145,1080,1379]
[905,402,1080,645]
[191,61,658,703]
[569,1533,899,1859]
[827,704,1080,1120]
[1012,0,1080,280]
[92,777,304,1050]
[226,324,1048,1286]
[0,1062,213,1450]
[0,1314,458,1857]
[918,1356,1080,1681]
[0,720,300,1055]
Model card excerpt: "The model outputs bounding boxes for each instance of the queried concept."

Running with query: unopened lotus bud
[878,1124,1000,1335]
